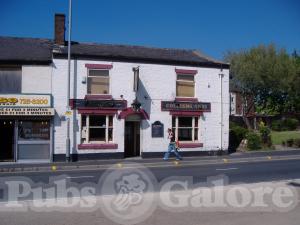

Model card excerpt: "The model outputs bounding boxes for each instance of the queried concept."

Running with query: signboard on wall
[72,99,127,109]
[0,107,54,116]
[152,121,164,138]
[161,101,211,112]
[0,94,51,107]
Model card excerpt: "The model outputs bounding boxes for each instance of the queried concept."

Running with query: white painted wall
[52,58,230,155]
[22,65,52,93]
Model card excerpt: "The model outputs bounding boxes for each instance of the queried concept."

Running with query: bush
[229,124,248,151]
[286,139,294,147]
[272,120,282,131]
[294,138,300,148]
[259,124,272,147]
[272,118,299,131]
[246,131,262,150]
[283,118,299,131]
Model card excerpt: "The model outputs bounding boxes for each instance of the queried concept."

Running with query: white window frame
[176,74,195,97]
[87,69,110,95]
[81,115,113,144]
[172,116,199,142]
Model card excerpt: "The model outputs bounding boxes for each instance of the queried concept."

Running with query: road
[0,156,299,225]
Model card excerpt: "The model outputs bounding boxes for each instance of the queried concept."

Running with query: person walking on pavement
[163,128,183,160]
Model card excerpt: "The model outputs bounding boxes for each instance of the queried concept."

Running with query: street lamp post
[66,0,72,162]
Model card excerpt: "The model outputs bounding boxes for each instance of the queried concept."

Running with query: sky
[0,0,299,60]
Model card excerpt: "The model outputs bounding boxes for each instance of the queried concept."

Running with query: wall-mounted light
[82,76,87,84]
[131,98,141,112]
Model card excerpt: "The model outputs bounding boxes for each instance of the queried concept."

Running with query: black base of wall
[53,150,228,162]
[141,150,228,158]
[53,153,124,162]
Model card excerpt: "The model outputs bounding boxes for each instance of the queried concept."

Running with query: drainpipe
[66,0,72,162]
[219,69,224,153]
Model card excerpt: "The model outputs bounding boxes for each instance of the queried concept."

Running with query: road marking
[66,176,94,179]
[173,161,180,166]
[216,167,238,171]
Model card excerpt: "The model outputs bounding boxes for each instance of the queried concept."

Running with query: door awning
[118,107,149,120]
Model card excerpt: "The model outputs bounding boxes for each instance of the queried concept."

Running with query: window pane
[89,128,105,141]
[88,69,109,77]
[87,77,109,94]
[109,116,113,127]
[178,117,192,127]
[81,115,86,127]
[0,68,22,93]
[195,128,198,141]
[195,117,199,127]
[177,74,194,81]
[178,128,193,141]
[172,117,176,127]
[108,128,113,141]
[18,120,50,141]
[89,116,106,127]
[176,81,194,97]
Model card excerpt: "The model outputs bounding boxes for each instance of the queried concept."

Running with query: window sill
[85,95,112,100]
[78,143,118,150]
[175,97,198,102]
[178,142,203,148]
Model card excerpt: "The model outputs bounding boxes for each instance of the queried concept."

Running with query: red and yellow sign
[0,94,51,107]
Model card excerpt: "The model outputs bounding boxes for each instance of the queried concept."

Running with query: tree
[224,44,300,127]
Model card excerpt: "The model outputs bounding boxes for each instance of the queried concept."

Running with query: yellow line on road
[1,155,300,175]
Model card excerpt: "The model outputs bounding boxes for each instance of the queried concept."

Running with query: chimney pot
[54,14,65,45]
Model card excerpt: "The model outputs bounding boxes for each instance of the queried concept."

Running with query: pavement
[0,149,300,173]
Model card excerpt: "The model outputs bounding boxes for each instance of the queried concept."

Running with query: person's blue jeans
[163,143,182,160]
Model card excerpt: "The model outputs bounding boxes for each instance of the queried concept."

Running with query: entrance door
[124,121,140,157]
[0,120,15,161]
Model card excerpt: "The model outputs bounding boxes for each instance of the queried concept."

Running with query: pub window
[176,74,195,97]
[81,115,113,143]
[0,68,22,93]
[172,116,199,142]
[87,69,110,94]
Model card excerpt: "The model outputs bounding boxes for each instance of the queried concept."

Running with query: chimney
[54,14,65,45]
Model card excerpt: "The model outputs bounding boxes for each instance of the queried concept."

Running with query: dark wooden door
[0,120,15,161]
[124,121,140,157]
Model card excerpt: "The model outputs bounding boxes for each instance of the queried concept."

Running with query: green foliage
[246,131,262,150]
[286,139,294,147]
[271,120,283,131]
[224,44,300,114]
[229,122,248,151]
[283,118,299,130]
[271,118,299,131]
[294,138,300,148]
[258,122,272,147]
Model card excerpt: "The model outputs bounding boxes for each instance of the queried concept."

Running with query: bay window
[172,116,199,142]
[87,69,110,94]
[81,115,113,143]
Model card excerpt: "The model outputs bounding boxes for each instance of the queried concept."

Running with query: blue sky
[0,0,299,60]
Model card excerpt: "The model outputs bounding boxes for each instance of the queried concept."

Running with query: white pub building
[0,14,229,162]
